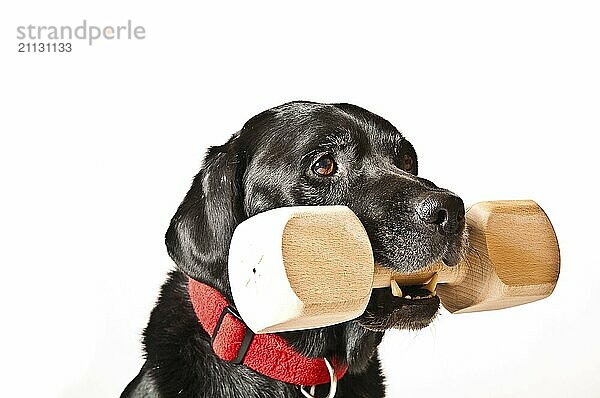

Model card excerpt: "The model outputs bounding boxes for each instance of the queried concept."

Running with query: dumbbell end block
[228,206,375,334]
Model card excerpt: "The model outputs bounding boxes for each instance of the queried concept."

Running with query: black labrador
[122,101,467,398]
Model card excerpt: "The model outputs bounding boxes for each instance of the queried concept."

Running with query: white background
[1,1,599,397]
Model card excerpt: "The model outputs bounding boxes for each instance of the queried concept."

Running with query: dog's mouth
[390,272,439,301]
[359,253,463,331]
[358,224,468,331]
[359,270,443,331]
[385,247,462,306]
[361,285,440,332]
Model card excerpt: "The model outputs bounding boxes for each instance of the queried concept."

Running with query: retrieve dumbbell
[228,200,560,334]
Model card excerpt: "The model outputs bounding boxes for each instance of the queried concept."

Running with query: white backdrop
[1,1,599,397]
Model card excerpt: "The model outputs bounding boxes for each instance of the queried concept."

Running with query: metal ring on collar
[299,357,338,398]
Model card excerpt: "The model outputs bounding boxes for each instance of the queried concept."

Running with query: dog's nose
[416,192,465,235]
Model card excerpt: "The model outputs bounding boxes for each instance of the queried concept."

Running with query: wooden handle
[372,200,560,313]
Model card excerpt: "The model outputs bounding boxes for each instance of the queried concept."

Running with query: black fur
[122,102,466,397]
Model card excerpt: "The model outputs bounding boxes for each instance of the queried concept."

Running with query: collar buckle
[211,305,255,365]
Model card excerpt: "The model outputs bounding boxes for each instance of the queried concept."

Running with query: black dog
[122,102,467,398]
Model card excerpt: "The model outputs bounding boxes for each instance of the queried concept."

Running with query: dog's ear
[165,136,246,288]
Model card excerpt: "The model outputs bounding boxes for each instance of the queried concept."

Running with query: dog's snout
[416,192,465,235]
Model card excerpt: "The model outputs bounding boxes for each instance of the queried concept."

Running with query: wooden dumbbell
[228,201,560,334]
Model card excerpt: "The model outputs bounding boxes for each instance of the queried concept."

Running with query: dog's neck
[136,271,385,397]
[187,276,348,387]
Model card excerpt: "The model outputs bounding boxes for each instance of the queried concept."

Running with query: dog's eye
[312,155,336,176]
[400,154,414,173]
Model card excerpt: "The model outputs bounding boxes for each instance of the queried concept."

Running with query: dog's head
[166,101,466,331]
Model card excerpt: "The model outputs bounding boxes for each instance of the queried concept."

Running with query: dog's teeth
[404,295,412,300]
[424,273,439,293]
[390,279,403,297]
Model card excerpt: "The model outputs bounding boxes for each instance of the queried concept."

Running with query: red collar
[187,277,348,386]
